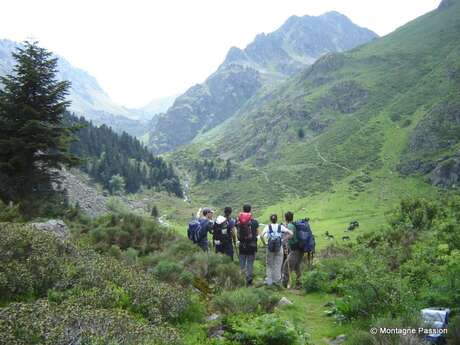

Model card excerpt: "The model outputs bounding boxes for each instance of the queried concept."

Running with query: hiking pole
[286,246,291,289]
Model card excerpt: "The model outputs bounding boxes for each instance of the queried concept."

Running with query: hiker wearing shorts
[261,214,293,286]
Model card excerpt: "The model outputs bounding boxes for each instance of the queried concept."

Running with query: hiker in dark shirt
[236,204,259,286]
[213,206,237,260]
[198,207,214,251]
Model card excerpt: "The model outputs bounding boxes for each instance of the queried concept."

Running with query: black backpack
[294,219,315,253]
[213,219,231,244]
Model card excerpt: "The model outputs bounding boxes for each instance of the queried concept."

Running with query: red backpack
[237,212,253,242]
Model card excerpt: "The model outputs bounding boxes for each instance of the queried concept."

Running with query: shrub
[152,260,193,286]
[173,293,206,324]
[0,223,71,300]
[83,212,176,255]
[226,314,306,345]
[0,201,23,222]
[206,253,246,291]
[0,299,181,345]
[301,270,329,293]
[297,128,305,139]
[64,254,191,323]
[345,316,427,345]
[344,331,376,345]
[447,315,460,345]
[333,251,420,320]
[213,288,280,315]
[149,242,245,292]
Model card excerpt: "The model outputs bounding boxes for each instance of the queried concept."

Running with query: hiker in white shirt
[261,214,293,286]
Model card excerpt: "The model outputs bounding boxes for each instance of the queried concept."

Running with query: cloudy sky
[1,0,440,108]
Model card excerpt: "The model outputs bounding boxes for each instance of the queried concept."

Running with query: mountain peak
[148,12,378,154]
[320,11,347,19]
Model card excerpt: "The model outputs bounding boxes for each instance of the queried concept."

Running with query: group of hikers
[187,204,315,288]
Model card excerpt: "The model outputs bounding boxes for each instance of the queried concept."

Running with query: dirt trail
[314,143,351,173]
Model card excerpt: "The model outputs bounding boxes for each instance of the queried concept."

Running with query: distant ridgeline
[67,114,183,196]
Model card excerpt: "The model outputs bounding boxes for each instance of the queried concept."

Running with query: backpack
[267,224,282,253]
[237,212,254,242]
[213,217,231,244]
[294,219,315,253]
[188,219,205,244]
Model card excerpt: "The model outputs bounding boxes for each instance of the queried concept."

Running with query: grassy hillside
[168,1,460,229]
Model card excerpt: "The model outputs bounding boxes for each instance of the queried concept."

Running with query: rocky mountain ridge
[147,12,377,154]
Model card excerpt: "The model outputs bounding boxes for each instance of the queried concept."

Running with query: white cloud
[0,0,440,107]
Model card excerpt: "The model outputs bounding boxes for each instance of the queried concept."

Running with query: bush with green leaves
[345,316,427,345]
[146,238,245,291]
[226,314,306,345]
[301,270,330,293]
[0,223,71,300]
[0,299,180,345]
[213,288,280,315]
[447,315,460,345]
[319,198,460,321]
[77,212,176,254]
[1,222,193,329]
[0,201,23,222]
[152,260,194,286]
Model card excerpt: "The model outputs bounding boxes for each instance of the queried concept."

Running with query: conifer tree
[0,41,78,212]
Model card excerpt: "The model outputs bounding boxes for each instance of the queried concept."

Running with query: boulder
[30,219,70,241]
[429,156,460,188]
[209,326,225,339]
[206,313,220,322]
[277,297,293,307]
[329,334,347,345]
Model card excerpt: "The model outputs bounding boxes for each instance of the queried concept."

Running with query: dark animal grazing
[324,231,335,240]
[342,236,351,241]
[347,220,360,231]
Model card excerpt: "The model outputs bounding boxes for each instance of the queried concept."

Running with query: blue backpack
[294,220,315,253]
[188,219,205,243]
[268,224,282,253]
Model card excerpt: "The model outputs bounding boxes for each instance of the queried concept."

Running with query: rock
[397,159,436,176]
[277,297,293,307]
[210,329,225,339]
[205,313,220,322]
[59,168,109,217]
[329,334,347,345]
[408,102,460,155]
[30,219,70,241]
[317,80,369,114]
[429,156,460,188]
[209,325,226,339]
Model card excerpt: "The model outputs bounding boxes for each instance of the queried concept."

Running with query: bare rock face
[30,219,70,241]
[60,169,108,217]
[429,156,460,188]
[147,13,377,154]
